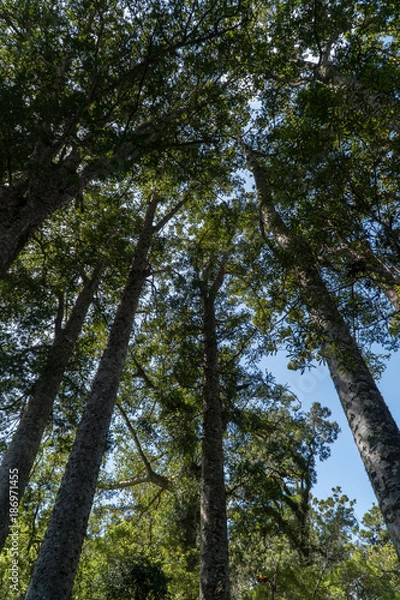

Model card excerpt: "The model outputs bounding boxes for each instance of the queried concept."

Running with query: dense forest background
[1,0,400,598]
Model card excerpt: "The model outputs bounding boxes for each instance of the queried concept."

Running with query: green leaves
[103,553,170,600]
[0,0,399,596]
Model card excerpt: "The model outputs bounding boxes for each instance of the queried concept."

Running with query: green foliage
[230,496,400,600]
[0,439,70,598]
[102,553,169,600]
[1,0,400,597]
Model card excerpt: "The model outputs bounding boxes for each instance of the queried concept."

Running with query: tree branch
[116,404,171,491]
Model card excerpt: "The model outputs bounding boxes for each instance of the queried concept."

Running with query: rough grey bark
[199,262,230,600]
[0,261,104,552]
[24,195,159,600]
[384,285,400,313]
[243,142,400,558]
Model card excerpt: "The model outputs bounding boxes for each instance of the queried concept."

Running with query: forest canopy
[0,0,400,598]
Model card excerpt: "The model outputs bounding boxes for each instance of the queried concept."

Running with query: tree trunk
[0,261,104,552]
[303,58,400,134]
[0,149,84,278]
[343,240,400,311]
[243,142,400,558]
[199,270,230,600]
[179,493,200,573]
[24,195,159,600]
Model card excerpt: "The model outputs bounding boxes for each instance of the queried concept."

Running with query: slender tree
[0,260,104,551]
[228,397,340,567]
[242,141,400,558]
[198,256,230,600]
[25,191,186,599]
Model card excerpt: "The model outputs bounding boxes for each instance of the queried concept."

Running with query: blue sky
[262,350,400,522]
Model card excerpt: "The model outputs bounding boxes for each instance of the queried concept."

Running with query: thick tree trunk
[0,150,84,278]
[0,261,104,552]
[199,274,230,600]
[244,143,400,558]
[302,272,400,557]
[24,196,159,600]
[384,285,400,313]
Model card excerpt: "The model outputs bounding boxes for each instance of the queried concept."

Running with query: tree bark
[243,142,400,558]
[302,58,400,134]
[199,265,230,600]
[344,240,400,312]
[24,195,159,600]
[0,261,104,552]
[0,149,84,278]
[179,492,200,573]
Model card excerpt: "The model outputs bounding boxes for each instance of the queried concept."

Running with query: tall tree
[228,397,339,567]
[242,141,400,558]
[0,0,249,276]
[0,260,104,551]
[25,190,185,599]
[198,256,230,600]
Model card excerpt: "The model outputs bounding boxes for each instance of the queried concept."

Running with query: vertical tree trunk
[199,267,230,600]
[243,142,400,558]
[0,261,104,552]
[24,195,159,600]
[179,493,200,573]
